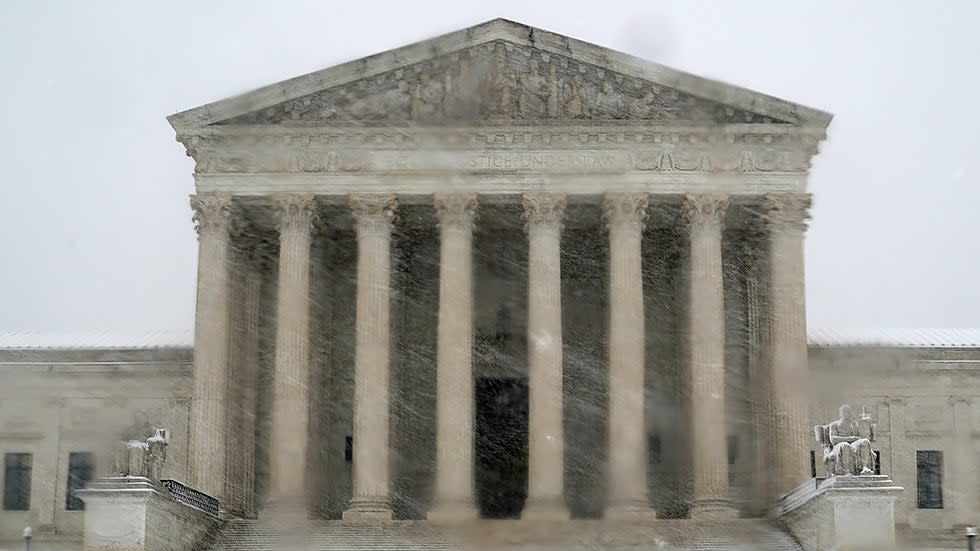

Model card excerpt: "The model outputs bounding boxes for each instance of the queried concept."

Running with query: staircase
[209,519,802,551]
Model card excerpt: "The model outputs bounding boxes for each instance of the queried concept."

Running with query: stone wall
[807,345,980,532]
[1,315,977,544]
[0,347,192,544]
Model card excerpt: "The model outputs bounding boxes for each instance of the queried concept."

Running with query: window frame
[915,450,944,509]
[3,452,33,511]
[65,451,95,511]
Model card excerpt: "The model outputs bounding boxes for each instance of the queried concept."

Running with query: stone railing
[77,425,223,551]
[161,479,220,517]
[772,477,826,516]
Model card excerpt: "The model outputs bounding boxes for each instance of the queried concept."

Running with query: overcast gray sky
[1,0,978,341]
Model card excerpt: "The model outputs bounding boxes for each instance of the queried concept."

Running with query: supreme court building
[3,18,978,551]
[169,17,826,523]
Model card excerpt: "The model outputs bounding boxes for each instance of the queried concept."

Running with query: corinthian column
[521,192,570,521]
[265,194,316,519]
[683,194,736,520]
[428,193,479,521]
[225,229,266,518]
[344,194,397,521]
[764,193,812,498]
[602,193,656,520]
[188,193,233,502]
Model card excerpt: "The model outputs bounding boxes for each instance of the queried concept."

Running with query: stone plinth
[77,477,221,551]
[776,475,903,551]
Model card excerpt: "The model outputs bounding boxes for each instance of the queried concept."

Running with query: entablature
[180,124,823,191]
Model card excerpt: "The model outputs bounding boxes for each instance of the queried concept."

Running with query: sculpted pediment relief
[217,40,791,126]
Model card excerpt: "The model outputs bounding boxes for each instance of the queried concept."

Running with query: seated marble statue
[814,404,876,477]
[112,417,169,481]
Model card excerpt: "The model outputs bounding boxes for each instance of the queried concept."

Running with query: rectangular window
[66,452,94,511]
[345,436,353,463]
[810,450,817,478]
[916,450,943,509]
[3,453,32,510]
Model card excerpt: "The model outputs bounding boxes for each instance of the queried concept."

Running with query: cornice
[177,123,825,148]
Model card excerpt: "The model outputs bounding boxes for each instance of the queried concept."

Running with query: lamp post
[22,526,32,551]
[966,526,977,551]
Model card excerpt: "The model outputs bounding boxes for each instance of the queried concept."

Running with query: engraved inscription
[469,152,620,171]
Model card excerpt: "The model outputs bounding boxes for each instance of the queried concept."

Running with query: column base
[427,499,479,522]
[343,497,394,522]
[604,500,658,520]
[690,498,738,521]
[521,497,570,521]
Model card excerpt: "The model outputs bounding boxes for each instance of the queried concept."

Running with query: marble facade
[166,18,829,522]
[3,17,977,551]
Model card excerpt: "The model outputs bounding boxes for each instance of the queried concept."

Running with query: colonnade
[187,191,812,521]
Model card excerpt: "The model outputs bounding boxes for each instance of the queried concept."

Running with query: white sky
[1,0,978,341]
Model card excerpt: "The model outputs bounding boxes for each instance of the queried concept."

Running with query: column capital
[272,194,317,234]
[763,193,812,232]
[349,194,397,232]
[190,193,233,238]
[681,194,729,228]
[521,192,567,230]
[433,193,478,230]
[602,192,649,230]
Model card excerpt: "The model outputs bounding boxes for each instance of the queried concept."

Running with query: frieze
[216,40,791,125]
[179,126,821,176]
[184,145,810,175]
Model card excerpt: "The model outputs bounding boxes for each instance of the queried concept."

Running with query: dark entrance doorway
[475,377,529,518]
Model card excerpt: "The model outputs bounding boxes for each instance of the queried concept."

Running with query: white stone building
[0,18,976,551]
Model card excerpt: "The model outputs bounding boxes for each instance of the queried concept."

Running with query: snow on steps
[208,519,802,551]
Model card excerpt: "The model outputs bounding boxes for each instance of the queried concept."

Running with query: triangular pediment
[169,19,831,131]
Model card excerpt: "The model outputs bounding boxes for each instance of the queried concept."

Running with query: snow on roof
[808,328,980,348]
[1,328,977,350]
[0,330,193,349]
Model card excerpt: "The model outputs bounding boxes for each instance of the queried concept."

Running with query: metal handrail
[160,479,219,517]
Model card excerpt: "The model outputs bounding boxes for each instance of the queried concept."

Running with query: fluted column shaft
[765,194,812,498]
[225,232,265,518]
[521,193,570,520]
[603,193,656,519]
[239,239,265,518]
[429,194,479,521]
[683,194,736,519]
[265,195,315,519]
[189,193,233,502]
[344,194,397,521]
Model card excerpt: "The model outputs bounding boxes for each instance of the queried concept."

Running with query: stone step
[208,519,802,551]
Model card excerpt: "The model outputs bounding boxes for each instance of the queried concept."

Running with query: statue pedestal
[76,477,221,551]
[774,475,903,551]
